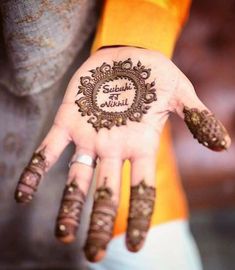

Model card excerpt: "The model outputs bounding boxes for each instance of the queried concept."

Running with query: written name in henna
[100,98,128,108]
[102,82,132,94]
[75,58,157,131]
[96,77,136,112]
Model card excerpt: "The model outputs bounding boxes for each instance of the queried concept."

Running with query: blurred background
[173,0,235,269]
[0,0,234,269]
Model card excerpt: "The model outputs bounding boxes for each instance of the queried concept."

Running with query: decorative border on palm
[75,58,157,131]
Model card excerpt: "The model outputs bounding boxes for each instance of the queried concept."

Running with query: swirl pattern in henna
[75,58,157,131]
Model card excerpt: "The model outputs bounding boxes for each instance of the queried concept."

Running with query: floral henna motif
[183,107,230,151]
[75,58,157,131]
[126,180,156,252]
[55,180,85,243]
[84,179,117,262]
[15,148,48,203]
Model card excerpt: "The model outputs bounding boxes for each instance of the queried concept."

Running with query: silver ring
[69,154,97,168]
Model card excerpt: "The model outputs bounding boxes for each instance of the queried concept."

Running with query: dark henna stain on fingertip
[183,107,231,151]
[55,180,85,243]
[84,179,117,262]
[15,148,48,203]
[84,247,106,263]
[55,222,77,244]
[126,180,155,252]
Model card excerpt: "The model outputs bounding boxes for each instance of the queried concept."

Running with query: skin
[15,47,231,262]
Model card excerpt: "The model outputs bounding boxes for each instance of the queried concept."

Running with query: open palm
[15,47,230,262]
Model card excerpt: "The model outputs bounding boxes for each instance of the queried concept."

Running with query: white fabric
[87,220,203,270]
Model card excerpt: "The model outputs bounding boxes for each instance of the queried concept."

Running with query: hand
[14,47,231,262]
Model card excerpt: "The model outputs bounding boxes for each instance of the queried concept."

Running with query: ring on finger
[69,154,97,168]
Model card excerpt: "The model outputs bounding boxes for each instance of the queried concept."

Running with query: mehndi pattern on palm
[75,58,157,131]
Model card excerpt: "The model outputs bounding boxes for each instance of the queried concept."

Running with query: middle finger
[84,157,122,262]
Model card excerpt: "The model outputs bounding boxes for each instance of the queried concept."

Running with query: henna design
[15,148,48,203]
[183,107,230,151]
[75,59,157,131]
[55,180,85,243]
[126,180,156,252]
[84,179,117,262]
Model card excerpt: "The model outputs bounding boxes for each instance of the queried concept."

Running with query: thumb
[173,71,231,151]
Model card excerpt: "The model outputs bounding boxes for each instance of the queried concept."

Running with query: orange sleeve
[91,0,191,235]
[92,0,191,57]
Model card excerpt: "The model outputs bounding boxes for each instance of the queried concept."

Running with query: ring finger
[126,156,156,252]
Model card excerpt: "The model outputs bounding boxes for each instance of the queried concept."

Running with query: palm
[56,48,182,159]
[15,47,230,262]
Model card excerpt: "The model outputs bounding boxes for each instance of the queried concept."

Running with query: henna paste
[84,179,117,262]
[183,107,230,151]
[75,59,157,131]
[15,148,48,203]
[55,180,85,243]
[126,180,155,252]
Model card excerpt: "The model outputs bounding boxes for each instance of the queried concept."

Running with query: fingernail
[220,134,231,150]
[126,228,145,252]
[15,189,33,203]
[55,221,77,243]
[84,246,106,262]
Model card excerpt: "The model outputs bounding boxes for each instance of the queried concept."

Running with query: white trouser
[87,220,203,270]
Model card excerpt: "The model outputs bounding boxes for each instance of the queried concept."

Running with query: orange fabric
[114,123,188,235]
[92,0,191,57]
[92,0,191,235]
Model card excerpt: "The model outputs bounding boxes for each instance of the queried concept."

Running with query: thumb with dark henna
[174,72,231,151]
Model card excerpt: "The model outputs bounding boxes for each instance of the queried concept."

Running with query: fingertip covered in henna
[15,188,33,203]
[219,134,231,150]
[15,149,48,203]
[55,181,85,244]
[83,181,117,262]
[183,106,231,151]
[55,222,77,244]
[126,237,145,253]
[126,180,156,253]
[84,246,106,263]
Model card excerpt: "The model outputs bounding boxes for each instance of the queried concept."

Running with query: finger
[84,158,122,263]
[126,156,156,252]
[55,150,96,243]
[174,73,231,151]
[15,124,70,203]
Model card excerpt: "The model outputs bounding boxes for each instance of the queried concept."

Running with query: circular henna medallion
[75,58,157,131]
